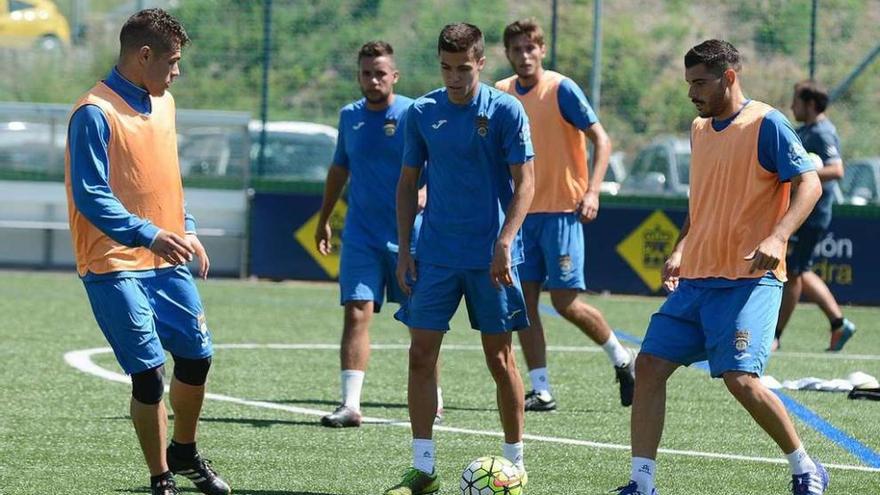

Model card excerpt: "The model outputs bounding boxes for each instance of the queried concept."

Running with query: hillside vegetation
[1,0,878,157]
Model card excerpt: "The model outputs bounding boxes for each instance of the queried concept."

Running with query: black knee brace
[172,355,212,386]
[131,364,165,404]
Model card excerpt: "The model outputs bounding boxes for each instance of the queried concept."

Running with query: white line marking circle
[63,343,880,473]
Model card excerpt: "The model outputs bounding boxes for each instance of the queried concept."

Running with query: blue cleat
[611,481,657,494]
[790,460,829,494]
[827,319,856,351]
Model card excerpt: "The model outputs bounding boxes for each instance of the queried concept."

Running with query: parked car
[839,157,880,205]
[0,120,66,174]
[178,120,338,182]
[0,0,70,50]
[619,135,690,197]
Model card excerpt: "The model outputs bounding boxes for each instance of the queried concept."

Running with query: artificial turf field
[1,271,878,494]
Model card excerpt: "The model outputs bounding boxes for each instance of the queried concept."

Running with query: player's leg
[386,263,458,494]
[801,271,856,350]
[326,242,384,426]
[148,267,228,495]
[708,281,828,493]
[386,249,446,424]
[83,277,174,490]
[482,331,526,472]
[616,282,704,494]
[520,281,556,411]
[516,214,554,410]
[775,226,820,351]
[463,266,529,477]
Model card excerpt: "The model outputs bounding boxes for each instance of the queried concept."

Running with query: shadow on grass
[120,489,341,495]
[102,416,324,428]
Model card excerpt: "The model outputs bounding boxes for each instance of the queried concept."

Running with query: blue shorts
[394,262,529,333]
[786,225,824,275]
[339,241,404,312]
[640,278,782,378]
[519,213,586,290]
[83,266,214,375]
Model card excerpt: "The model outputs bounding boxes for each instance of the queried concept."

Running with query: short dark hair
[438,23,484,59]
[358,40,394,63]
[684,39,741,76]
[120,8,189,55]
[503,18,545,49]
[794,79,830,113]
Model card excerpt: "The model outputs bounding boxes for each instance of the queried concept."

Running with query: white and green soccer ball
[460,455,524,495]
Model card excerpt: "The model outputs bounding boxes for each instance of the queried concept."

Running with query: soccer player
[773,80,856,352]
[384,23,534,495]
[64,9,229,495]
[614,40,827,495]
[315,41,443,427]
[496,18,634,411]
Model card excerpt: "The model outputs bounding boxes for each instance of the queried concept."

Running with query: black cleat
[151,476,180,495]
[166,447,230,495]
[524,389,557,412]
[321,404,363,428]
[615,352,636,407]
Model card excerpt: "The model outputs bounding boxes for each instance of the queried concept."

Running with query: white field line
[62,344,880,474]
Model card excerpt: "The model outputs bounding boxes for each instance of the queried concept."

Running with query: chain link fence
[0,0,877,201]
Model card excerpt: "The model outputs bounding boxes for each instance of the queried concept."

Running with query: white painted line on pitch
[63,344,880,474]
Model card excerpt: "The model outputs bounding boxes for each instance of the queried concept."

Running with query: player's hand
[315,221,333,256]
[397,250,417,296]
[662,250,683,292]
[576,190,600,223]
[490,241,514,289]
[744,234,786,274]
[150,230,195,266]
[186,233,210,279]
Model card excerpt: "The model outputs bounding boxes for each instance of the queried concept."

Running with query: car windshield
[251,131,335,181]
[676,152,690,185]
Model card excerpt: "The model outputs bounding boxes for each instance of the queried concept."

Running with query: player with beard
[614,40,827,495]
[315,41,441,428]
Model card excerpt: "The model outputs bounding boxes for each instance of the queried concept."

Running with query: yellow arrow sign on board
[615,210,680,291]
[293,201,347,279]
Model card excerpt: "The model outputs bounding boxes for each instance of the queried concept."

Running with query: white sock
[528,367,551,394]
[412,438,435,474]
[602,332,631,367]
[502,441,524,471]
[785,444,817,475]
[631,457,656,491]
[436,387,444,412]
[341,369,365,411]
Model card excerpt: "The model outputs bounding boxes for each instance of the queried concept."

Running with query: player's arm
[315,111,351,255]
[68,105,193,265]
[662,214,690,292]
[814,132,845,182]
[180,205,210,279]
[396,104,427,295]
[579,122,612,222]
[492,161,536,285]
[315,164,350,255]
[558,78,611,222]
[745,111,822,273]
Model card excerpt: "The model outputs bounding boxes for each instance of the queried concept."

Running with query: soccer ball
[460,456,524,495]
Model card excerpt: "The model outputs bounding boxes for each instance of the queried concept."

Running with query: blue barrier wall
[250,192,880,304]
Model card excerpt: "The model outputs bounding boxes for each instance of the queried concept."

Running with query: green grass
[1,271,878,494]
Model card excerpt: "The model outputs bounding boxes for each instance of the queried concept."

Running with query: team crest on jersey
[476,114,490,137]
[734,329,750,352]
[558,255,574,281]
[383,118,397,136]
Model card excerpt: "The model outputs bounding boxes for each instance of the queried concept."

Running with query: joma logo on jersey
[475,115,489,137]
[352,121,365,130]
[383,118,397,136]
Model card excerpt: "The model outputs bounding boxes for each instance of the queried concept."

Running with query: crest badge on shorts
[383,118,397,136]
[734,329,750,352]
[476,115,489,137]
